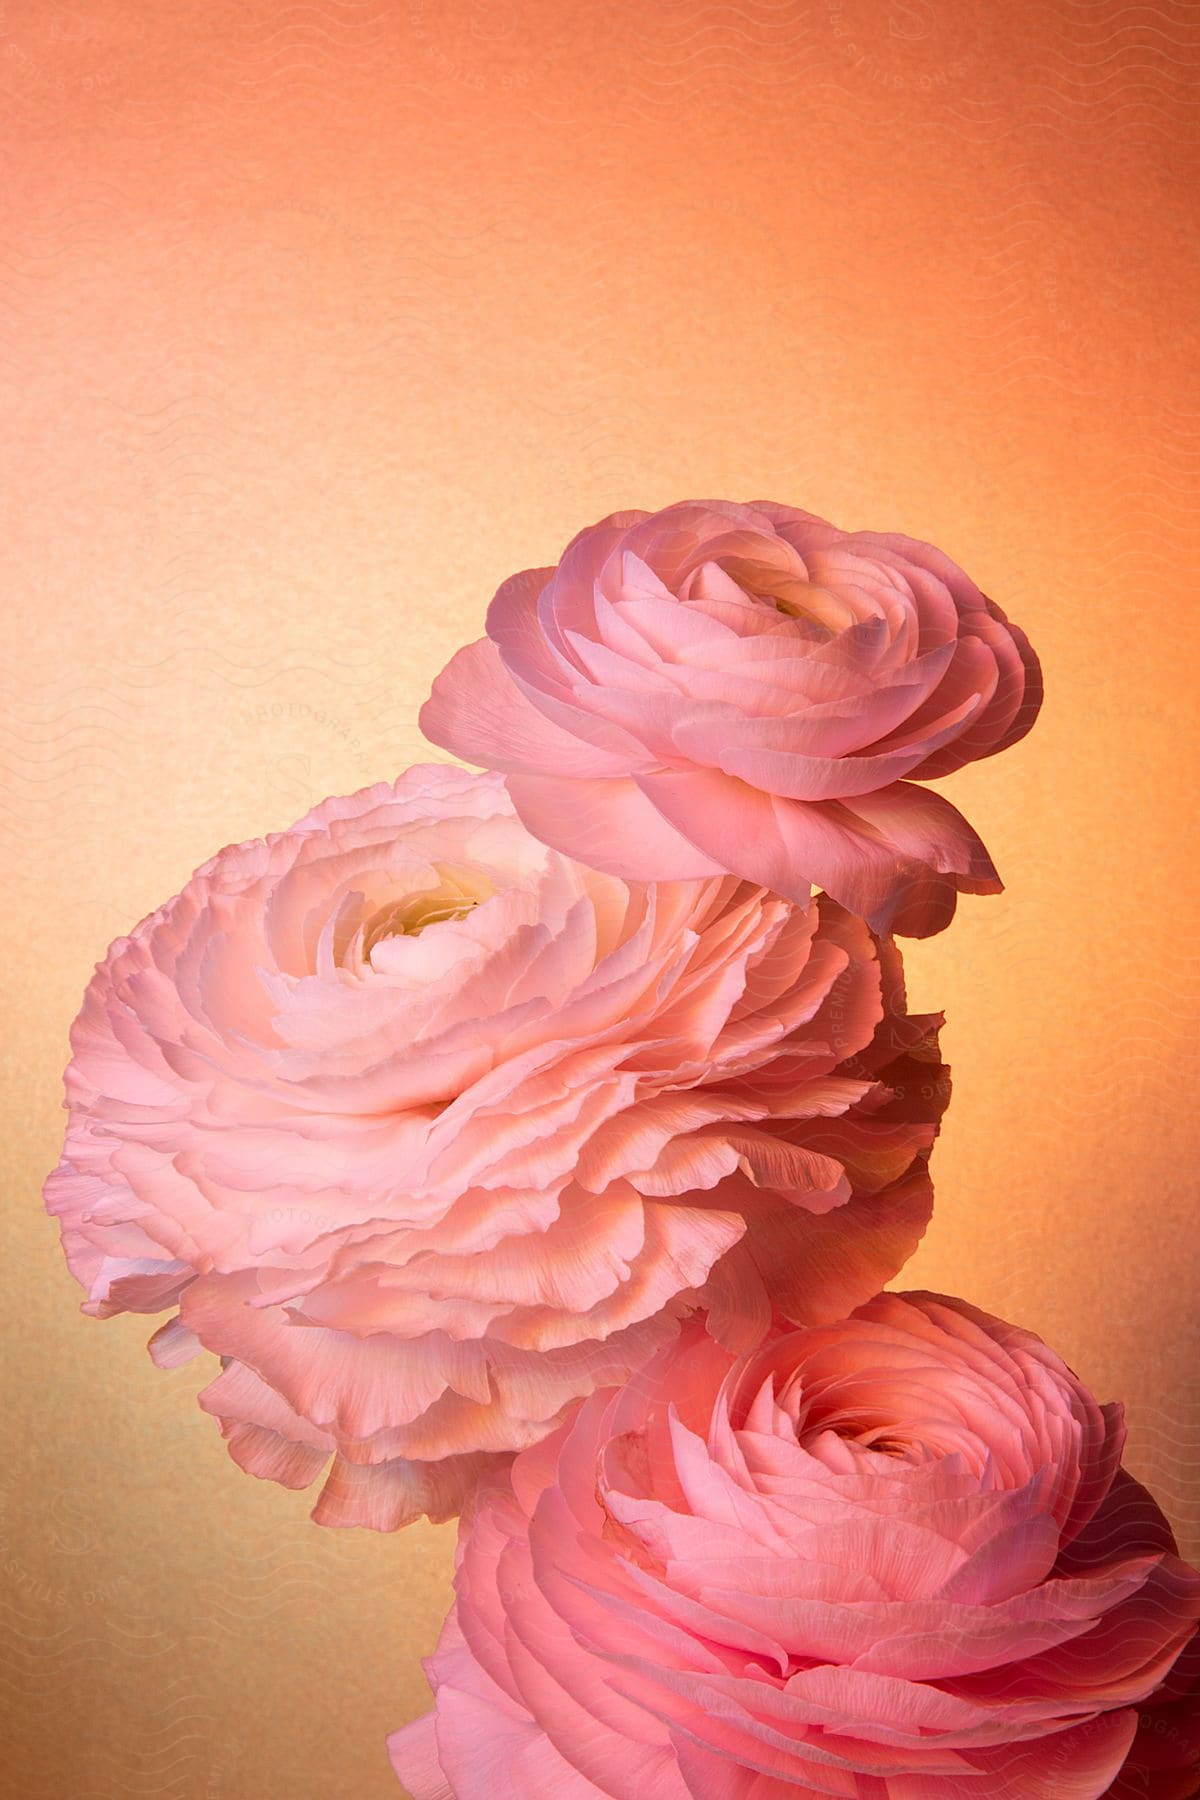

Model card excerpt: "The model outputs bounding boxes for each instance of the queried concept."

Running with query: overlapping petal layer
[391,1295,1200,1797]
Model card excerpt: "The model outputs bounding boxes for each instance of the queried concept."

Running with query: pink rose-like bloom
[391,1295,1200,1800]
[45,766,947,1531]
[421,500,1042,938]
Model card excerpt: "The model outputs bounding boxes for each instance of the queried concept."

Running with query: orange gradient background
[3,2,1199,1795]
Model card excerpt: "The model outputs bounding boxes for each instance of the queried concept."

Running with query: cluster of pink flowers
[47,502,1199,1797]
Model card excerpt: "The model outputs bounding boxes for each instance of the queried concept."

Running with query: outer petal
[388,1712,454,1800]
[703,1162,935,1339]
[420,637,639,779]
[634,766,996,934]
[430,1685,614,1798]
[506,771,729,883]
[311,1451,502,1531]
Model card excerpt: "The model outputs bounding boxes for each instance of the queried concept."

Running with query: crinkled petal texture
[390,1294,1200,1799]
[44,766,947,1530]
[420,500,1042,937]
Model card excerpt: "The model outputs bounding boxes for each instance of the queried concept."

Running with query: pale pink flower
[422,500,1041,937]
[391,1294,1200,1799]
[45,767,946,1529]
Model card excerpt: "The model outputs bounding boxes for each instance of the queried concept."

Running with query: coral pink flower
[390,1294,1200,1799]
[45,766,946,1530]
[421,500,1041,937]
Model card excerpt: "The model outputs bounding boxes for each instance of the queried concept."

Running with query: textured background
[3,1,1199,1795]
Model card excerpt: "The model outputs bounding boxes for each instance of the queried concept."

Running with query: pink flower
[390,1294,1200,1799]
[421,500,1041,938]
[45,766,946,1530]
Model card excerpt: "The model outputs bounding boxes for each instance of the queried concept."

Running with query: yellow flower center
[361,866,490,958]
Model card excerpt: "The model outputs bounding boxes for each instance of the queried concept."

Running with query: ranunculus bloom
[390,1294,1200,1799]
[421,500,1042,937]
[45,766,947,1530]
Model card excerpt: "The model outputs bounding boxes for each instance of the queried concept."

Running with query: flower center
[761,588,817,621]
[362,894,477,956]
[794,1391,921,1462]
[852,1430,910,1457]
[725,567,849,635]
[360,866,491,960]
